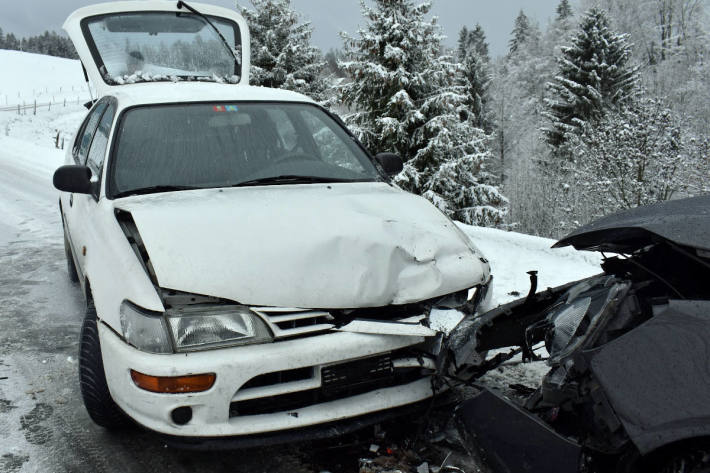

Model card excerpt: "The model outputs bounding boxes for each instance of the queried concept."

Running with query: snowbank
[457,223,602,307]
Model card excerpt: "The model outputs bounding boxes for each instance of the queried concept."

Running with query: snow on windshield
[84,12,241,85]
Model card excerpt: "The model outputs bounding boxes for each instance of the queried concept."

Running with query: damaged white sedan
[54,1,492,446]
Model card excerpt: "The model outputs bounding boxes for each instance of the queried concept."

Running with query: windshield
[109,103,382,197]
[82,12,241,85]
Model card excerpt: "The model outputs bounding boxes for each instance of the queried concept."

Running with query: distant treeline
[0,27,77,59]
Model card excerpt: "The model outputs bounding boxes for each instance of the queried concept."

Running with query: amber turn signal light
[130,370,216,393]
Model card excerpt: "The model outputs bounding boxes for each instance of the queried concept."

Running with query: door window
[74,102,108,164]
[86,103,116,180]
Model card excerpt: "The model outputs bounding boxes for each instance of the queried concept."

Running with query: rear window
[109,103,380,197]
[82,12,241,85]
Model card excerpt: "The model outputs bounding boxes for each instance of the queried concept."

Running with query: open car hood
[113,183,490,309]
[63,1,250,96]
[554,195,710,253]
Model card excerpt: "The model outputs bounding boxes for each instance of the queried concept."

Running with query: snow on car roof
[107,81,316,109]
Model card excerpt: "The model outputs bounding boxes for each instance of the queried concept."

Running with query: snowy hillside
[0,49,92,109]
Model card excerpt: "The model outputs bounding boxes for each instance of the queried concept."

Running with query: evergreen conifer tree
[556,0,573,21]
[508,10,531,55]
[460,49,492,132]
[238,0,327,102]
[457,24,489,63]
[542,8,638,149]
[340,0,507,225]
[457,26,469,60]
[457,24,492,131]
[469,24,489,61]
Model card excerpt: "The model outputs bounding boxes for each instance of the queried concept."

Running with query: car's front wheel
[78,300,131,429]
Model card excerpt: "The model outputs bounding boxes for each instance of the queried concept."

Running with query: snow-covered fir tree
[457,26,470,60]
[508,10,531,56]
[457,24,492,132]
[458,24,489,62]
[547,0,575,44]
[556,0,573,21]
[542,8,638,149]
[339,0,507,226]
[238,0,327,101]
[460,50,492,132]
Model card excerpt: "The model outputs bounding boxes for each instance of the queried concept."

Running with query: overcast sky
[2,1,579,58]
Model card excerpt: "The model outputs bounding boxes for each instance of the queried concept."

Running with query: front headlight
[544,276,631,363]
[119,301,273,353]
[166,304,273,352]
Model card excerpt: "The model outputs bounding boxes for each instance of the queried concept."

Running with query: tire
[631,442,710,473]
[78,300,131,429]
[64,232,79,283]
[655,448,710,473]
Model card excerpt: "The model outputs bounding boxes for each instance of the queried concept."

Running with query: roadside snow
[457,223,602,307]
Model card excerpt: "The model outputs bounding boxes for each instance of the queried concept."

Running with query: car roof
[106,82,317,109]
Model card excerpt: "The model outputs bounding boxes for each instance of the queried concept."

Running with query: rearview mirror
[53,165,93,194]
[374,153,404,177]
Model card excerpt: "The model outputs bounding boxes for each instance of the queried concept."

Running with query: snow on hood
[554,194,710,253]
[114,182,490,309]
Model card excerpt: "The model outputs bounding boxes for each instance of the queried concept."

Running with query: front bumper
[99,323,434,438]
[457,388,582,473]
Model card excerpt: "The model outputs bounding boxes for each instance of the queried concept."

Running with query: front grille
[251,307,335,339]
[242,367,314,390]
[229,353,425,417]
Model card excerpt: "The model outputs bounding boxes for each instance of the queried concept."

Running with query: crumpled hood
[554,195,710,253]
[114,183,489,308]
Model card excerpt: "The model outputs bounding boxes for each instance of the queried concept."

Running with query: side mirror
[374,153,404,177]
[53,165,93,194]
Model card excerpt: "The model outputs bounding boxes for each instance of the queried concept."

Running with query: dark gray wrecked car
[449,195,710,473]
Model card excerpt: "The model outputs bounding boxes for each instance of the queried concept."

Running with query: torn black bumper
[457,388,582,473]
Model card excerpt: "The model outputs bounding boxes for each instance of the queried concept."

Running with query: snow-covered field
[0,50,92,110]
[0,49,602,472]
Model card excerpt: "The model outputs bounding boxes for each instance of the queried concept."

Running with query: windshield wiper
[231,175,364,187]
[176,1,241,71]
[113,185,203,198]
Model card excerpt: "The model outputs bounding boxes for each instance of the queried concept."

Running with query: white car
[55,1,493,446]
